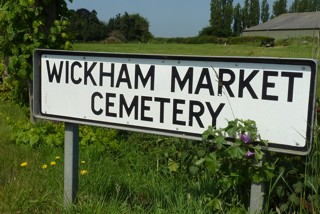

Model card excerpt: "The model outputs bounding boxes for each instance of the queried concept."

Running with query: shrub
[229,36,275,46]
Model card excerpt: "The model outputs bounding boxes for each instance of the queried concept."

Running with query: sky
[67,0,294,38]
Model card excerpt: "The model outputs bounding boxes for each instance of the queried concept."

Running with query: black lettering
[116,64,132,88]
[46,60,63,83]
[140,96,153,122]
[65,61,69,83]
[135,64,155,90]
[189,100,205,128]
[194,68,214,95]
[71,61,82,84]
[206,102,225,127]
[99,63,114,87]
[171,66,193,93]
[91,92,103,115]
[281,72,303,102]
[262,71,278,101]
[119,94,139,119]
[172,99,186,125]
[105,93,117,117]
[238,69,258,99]
[218,69,235,97]
[154,97,170,123]
[84,62,97,86]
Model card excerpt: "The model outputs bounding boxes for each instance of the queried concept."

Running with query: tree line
[205,0,320,37]
[68,9,152,42]
[69,0,320,42]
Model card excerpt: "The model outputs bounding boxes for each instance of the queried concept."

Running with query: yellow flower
[20,162,28,167]
[55,156,61,160]
[50,161,56,166]
[42,164,48,169]
[80,170,88,175]
[81,160,86,164]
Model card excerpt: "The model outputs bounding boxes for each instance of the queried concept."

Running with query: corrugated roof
[244,12,320,31]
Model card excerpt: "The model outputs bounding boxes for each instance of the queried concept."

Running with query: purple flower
[245,151,255,158]
[240,134,251,144]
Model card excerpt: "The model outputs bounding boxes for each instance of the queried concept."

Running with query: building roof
[244,12,320,32]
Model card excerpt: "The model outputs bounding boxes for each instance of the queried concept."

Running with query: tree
[313,0,320,11]
[223,0,234,36]
[261,0,270,23]
[250,0,260,26]
[273,0,287,17]
[106,12,152,42]
[210,0,223,36]
[289,0,320,12]
[297,0,312,12]
[233,3,242,36]
[242,0,250,29]
[69,8,107,41]
[198,26,215,37]
[0,0,72,120]
[210,0,233,37]
[289,0,300,12]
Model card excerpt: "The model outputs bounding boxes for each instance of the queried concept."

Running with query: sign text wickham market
[33,49,317,155]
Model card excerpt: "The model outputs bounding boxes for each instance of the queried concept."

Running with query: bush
[229,36,275,46]
[151,36,275,46]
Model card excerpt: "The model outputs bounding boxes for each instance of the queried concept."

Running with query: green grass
[74,42,317,58]
[0,101,212,213]
[0,102,64,213]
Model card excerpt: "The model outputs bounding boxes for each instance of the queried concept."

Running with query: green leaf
[206,198,223,210]
[189,165,198,175]
[253,146,264,162]
[49,35,56,43]
[7,24,15,41]
[23,33,29,41]
[288,193,299,205]
[213,136,226,150]
[205,153,221,174]
[202,125,214,140]
[29,135,39,147]
[279,203,289,212]
[195,158,205,166]
[196,149,206,157]
[293,181,303,194]
[227,145,245,159]
[19,0,28,7]
[18,69,27,78]
[276,185,284,197]
[225,120,237,137]
[262,167,275,180]
[168,158,179,172]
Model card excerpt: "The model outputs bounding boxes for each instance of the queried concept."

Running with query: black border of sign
[33,49,317,155]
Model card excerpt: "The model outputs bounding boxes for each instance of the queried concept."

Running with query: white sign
[33,50,317,155]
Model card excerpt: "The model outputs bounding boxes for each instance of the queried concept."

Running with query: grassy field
[1,41,320,213]
[0,102,214,213]
[73,41,319,59]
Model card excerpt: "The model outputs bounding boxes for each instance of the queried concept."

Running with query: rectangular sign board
[33,49,317,155]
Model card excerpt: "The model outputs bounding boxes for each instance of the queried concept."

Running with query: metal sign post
[249,156,266,213]
[63,123,79,207]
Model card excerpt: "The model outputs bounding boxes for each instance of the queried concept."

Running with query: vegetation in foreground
[1,96,320,212]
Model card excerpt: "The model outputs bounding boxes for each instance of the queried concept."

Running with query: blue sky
[67,0,294,38]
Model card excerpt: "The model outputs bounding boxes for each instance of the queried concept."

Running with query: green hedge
[151,36,275,46]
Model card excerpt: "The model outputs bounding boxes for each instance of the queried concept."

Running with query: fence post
[64,123,79,208]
